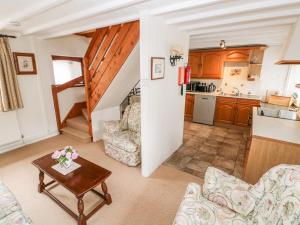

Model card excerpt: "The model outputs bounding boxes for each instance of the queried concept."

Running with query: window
[52,56,83,85]
[284,65,300,97]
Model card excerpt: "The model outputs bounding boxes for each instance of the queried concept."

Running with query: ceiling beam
[181,7,300,31]
[37,14,139,39]
[191,33,287,43]
[190,39,284,49]
[167,0,300,24]
[189,17,297,36]
[0,0,68,30]
[190,25,291,40]
[150,0,223,16]
[23,0,147,35]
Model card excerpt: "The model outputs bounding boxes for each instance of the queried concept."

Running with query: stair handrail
[51,75,85,131]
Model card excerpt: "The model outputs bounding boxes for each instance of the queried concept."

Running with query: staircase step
[61,127,91,143]
[82,108,88,121]
[66,116,88,133]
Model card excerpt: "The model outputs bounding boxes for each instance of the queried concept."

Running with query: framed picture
[151,57,165,80]
[13,52,37,75]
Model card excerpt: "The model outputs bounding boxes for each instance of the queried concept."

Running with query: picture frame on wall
[13,52,37,75]
[151,57,165,80]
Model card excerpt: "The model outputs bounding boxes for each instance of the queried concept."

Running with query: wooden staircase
[83,20,140,135]
[61,108,91,143]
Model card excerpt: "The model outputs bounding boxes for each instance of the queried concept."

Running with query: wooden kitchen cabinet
[214,97,237,124]
[188,52,202,78]
[235,99,260,126]
[201,51,224,79]
[215,97,260,126]
[185,94,195,121]
[224,50,250,62]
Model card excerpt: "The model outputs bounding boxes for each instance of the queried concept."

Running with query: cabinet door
[235,99,260,126]
[225,50,250,62]
[188,52,202,78]
[201,51,224,79]
[214,97,236,124]
[185,94,195,121]
[235,105,252,126]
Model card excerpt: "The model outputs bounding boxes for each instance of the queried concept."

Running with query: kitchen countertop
[186,91,261,100]
[252,107,300,145]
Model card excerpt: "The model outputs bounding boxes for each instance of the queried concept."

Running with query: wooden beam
[23,0,146,35]
[150,0,222,15]
[188,17,297,36]
[0,0,68,29]
[89,21,139,111]
[89,22,133,91]
[52,55,83,62]
[38,14,139,39]
[167,0,300,24]
[53,76,83,93]
[276,60,300,64]
[89,25,121,77]
[51,85,62,131]
[181,7,300,31]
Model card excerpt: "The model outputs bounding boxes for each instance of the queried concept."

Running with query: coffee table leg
[38,170,45,193]
[78,197,87,225]
[101,181,112,205]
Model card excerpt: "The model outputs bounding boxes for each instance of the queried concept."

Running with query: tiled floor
[165,121,250,179]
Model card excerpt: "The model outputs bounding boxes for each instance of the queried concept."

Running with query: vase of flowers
[51,146,79,168]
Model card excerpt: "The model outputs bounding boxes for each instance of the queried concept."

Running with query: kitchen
[166,42,300,182]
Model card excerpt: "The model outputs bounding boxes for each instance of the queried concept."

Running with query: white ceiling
[1,0,300,49]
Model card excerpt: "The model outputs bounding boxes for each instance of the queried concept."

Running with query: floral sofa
[0,180,33,225]
[103,98,140,166]
[173,164,300,225]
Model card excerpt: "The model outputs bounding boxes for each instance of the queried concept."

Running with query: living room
[1,1,300,225]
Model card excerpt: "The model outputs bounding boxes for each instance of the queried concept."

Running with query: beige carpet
[0,135,201,225]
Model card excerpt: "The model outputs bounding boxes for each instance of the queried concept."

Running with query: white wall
[0,35,89,152]
[92,44,140,141]
[259,46,290,98]
[140,13,189,177]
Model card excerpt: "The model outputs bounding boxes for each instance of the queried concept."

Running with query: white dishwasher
[192,94,216,125]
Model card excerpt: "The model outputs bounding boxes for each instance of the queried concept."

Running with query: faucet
[232,87,240,96]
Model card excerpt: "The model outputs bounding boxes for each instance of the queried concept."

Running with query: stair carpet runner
[61,108,92,143]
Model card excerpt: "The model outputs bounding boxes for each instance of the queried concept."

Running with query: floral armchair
[173,164,300,225]
[103,98,140,166]
[0,180,33,225]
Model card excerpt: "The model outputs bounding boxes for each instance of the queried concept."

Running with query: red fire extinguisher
[178,65,191,95]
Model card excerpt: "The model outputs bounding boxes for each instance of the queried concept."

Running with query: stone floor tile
[212,156,235,170]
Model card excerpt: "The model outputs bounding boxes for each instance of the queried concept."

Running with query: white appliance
[193,94,216,125]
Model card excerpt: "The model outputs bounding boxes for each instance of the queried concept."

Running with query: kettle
[208,83,216,92]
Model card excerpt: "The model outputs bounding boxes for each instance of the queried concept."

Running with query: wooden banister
[51,75,85,131]
[83,20,140,136]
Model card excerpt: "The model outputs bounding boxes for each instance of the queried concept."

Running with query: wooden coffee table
[32,153,112,225]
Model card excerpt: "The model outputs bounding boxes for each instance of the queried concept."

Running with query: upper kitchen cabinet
[201,51,224,79]
[188,52,202,79]
[224,50,250,62]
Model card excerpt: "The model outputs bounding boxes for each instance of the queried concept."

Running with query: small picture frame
[13,52,37,75]
[151,57,165,80]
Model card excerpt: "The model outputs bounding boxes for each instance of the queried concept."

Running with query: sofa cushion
[110,130,139,153]
[173,183,248,225]
[120,105,131,131]
[249,165,300,225]
[128,102,140,133]
[103,120,121,134]
[0,181,21,220]
[0,210,32,225]
[203,167,256,217]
